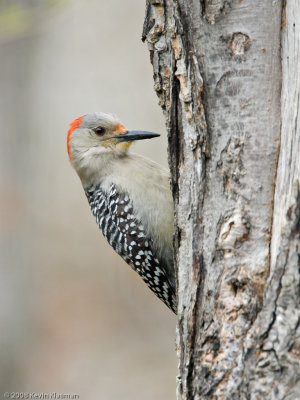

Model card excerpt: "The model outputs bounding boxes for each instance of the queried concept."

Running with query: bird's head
[67,112,159,165]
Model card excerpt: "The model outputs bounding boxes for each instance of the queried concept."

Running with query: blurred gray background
[0,1,176,399]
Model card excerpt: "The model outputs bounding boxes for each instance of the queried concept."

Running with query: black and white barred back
[85,184,177,313]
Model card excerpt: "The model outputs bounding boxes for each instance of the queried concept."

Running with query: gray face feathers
[80,112,121,130]
[68,112,160,163]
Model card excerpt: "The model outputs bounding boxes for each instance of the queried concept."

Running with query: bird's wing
[85,184,177,313]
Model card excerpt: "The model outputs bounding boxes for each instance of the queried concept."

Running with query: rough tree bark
[143,0,299,399]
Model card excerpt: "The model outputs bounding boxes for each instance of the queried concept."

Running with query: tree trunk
[143,0,299,398]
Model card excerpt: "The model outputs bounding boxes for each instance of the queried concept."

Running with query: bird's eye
[94,126,106,136]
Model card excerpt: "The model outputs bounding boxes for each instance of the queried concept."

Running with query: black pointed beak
[116,130,160,142]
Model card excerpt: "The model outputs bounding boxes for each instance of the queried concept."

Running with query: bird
[67,112,176,313]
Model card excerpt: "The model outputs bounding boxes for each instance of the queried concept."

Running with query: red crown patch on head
[67,116,83,161]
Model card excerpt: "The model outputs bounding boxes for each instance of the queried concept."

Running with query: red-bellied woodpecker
[67,112,176,313]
